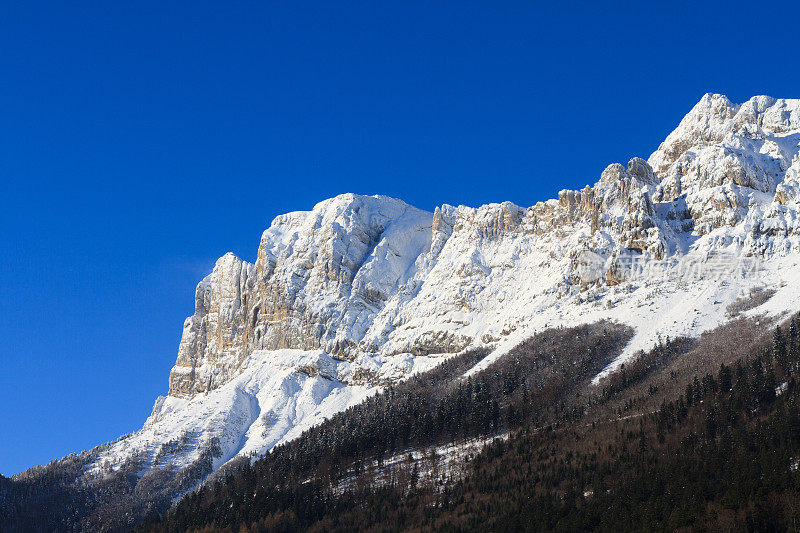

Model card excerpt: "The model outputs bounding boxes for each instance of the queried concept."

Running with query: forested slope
[141,321,636,531]
[143,314,800,532]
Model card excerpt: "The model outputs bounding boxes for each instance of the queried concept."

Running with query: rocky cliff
[90,94,800,489]
[167,94,800,398]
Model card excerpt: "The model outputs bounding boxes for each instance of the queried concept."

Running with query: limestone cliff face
[87,94,800,490]
[168,254,254,396]
[168,195,433,396]
[167,94,800,398]
[650,94,800,235]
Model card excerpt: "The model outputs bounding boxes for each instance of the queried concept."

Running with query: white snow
[89,349,452,477]
[84,94,800,493]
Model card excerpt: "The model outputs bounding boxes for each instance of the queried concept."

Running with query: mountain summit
[49,94,800,506]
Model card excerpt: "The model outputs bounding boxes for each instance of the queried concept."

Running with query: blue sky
[1,0,799,475]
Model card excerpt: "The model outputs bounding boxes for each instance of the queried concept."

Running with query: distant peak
[307,193,429,219]
[699,92,732,103]
[688,92,738,118]
[213,252,244,269]
[317,192,412,208]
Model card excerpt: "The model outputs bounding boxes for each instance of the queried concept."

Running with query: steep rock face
[650,94,800,235]
[168,195,433,396]
[169,95,800,399]
[89,94,800,491]
[169,254,254,396]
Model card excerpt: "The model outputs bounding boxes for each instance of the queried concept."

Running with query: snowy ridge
[87,94,800,490]
[91,349,453,477]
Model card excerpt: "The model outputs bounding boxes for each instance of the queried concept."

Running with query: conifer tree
[774,326,789,373]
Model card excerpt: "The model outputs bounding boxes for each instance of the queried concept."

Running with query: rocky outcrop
[88,93,800,493]
[168,254,254,396]
[167,94,800,399]
[650,94,800,234]
[168,195,434,396]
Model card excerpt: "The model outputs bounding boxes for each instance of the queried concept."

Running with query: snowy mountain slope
[90,349,452,478]
[86,94,800,492]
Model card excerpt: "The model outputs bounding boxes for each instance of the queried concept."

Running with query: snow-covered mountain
[89,94,800,489]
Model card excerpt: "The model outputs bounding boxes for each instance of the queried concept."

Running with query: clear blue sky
[1,0,798,475]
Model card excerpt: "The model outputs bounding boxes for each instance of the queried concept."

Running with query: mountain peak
[84,94,800,507]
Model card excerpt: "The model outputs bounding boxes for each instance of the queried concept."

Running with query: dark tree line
[12,313,800,532]
[0,432,222,532]
[142,314,800,532]
[140,321,633,532]
[1,321,630,533]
